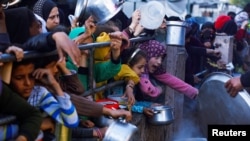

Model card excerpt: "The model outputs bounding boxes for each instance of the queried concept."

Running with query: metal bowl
[103,120,138,141]
[91,115,116,127]
[147,105,174,125]
[75,0,124,24]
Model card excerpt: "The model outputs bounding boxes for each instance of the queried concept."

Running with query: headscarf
[185,17,200,38]
[234,11,249,27]
[5,7,36,44]
[200,22,216,43]
[33,0,57,22]
[214,15,237,36]
[214,15,231,30]
[138,40,166,75]
[217,20,237,36]
[201,21,215,31]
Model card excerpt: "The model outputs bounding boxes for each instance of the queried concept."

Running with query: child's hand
[32,68,58,88]
[109,31,122,51]
[85,15,96,36]
[81,119,95,128]
[5,46,24,62]
[143,108,154,117]
[40,117,55,133]
[56,57,72,75]
[109,109,132,122]
[130,9,141,31]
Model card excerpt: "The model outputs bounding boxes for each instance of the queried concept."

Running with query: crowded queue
[0,0,250,141]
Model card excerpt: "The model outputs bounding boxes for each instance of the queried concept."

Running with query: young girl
[132,40,199,117]
[107,46,147,106]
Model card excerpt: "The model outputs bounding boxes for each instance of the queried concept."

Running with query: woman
[33,0,64,32]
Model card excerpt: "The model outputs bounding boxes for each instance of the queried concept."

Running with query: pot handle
[115,0,125,7]
[152,109,161,114]
[117,116,127,123]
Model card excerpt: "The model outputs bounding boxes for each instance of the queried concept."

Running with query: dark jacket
[241,71,250,87]
[21,32,56,52]
[0,81,42,141]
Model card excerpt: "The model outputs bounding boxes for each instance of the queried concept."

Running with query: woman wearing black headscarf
[4,7,81,66]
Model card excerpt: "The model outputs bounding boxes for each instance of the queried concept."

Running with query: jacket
[0,81,42,141]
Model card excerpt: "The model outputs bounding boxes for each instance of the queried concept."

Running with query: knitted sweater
[28,86,79,128]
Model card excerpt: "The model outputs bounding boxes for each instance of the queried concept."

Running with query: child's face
[148,56,163,73]
[11,63,35,99]
[131,58,146,76]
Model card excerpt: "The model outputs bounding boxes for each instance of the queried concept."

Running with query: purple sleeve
[139,74,161,97]
[153,73,198,99]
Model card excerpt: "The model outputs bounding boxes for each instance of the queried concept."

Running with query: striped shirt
[28,86,79,128]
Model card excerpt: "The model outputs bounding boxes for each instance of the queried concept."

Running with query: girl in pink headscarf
[136,40,198,101]
[131,40,198,116]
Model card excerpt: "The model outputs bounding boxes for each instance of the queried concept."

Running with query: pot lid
[197,72,250,136]
[139,1,165,30]
[74,0,88,18]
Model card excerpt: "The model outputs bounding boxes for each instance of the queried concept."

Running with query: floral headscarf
[138,40,167,75]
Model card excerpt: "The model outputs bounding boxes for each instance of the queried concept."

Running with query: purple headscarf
[138,40,167,75]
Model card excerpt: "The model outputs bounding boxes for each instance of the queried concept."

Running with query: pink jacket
[139,72,198,99]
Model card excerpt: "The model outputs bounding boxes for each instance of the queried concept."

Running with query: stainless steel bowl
[75,0,124,26]
[103,120,138,141]
[91,115,116,127]
[147,105,174,125]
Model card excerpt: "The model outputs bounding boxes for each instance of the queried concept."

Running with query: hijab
[138,40,167,75]
[5,7,37,44]
[33,0,57,22]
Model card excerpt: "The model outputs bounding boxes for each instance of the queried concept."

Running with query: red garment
[235,28,246,40]
[214,15,231,30]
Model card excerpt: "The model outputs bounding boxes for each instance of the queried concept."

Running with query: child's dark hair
[12,58,36,70]
[121,47,147,67]
[33,55,59,69]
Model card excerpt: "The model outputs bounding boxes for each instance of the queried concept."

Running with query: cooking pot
[166,21,187,46]
[103,119,138,141]
[197,72,250,137]
[91,115,116,127]
[147,105,174,125]
[76,0,124,25]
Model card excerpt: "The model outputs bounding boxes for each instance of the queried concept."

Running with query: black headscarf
[216,20,237,36]
[5,7,36,44]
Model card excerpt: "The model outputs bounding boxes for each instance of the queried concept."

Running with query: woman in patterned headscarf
[129,40,198,117]
[33,0,65,31]
[135,40,199,103]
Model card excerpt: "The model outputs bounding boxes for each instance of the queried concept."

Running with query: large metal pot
[103,119,138,141]
[197,72,250,137]
[91,115,116,127]
[76,0,123,25]
[166,21,187,46]
[147,105,174,125]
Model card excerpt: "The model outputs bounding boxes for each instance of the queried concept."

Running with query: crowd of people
[0,0,250,141]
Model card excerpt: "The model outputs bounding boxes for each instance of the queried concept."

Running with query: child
[9,57,79,139]
[132,40,199,117]
[108,46,147,106]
